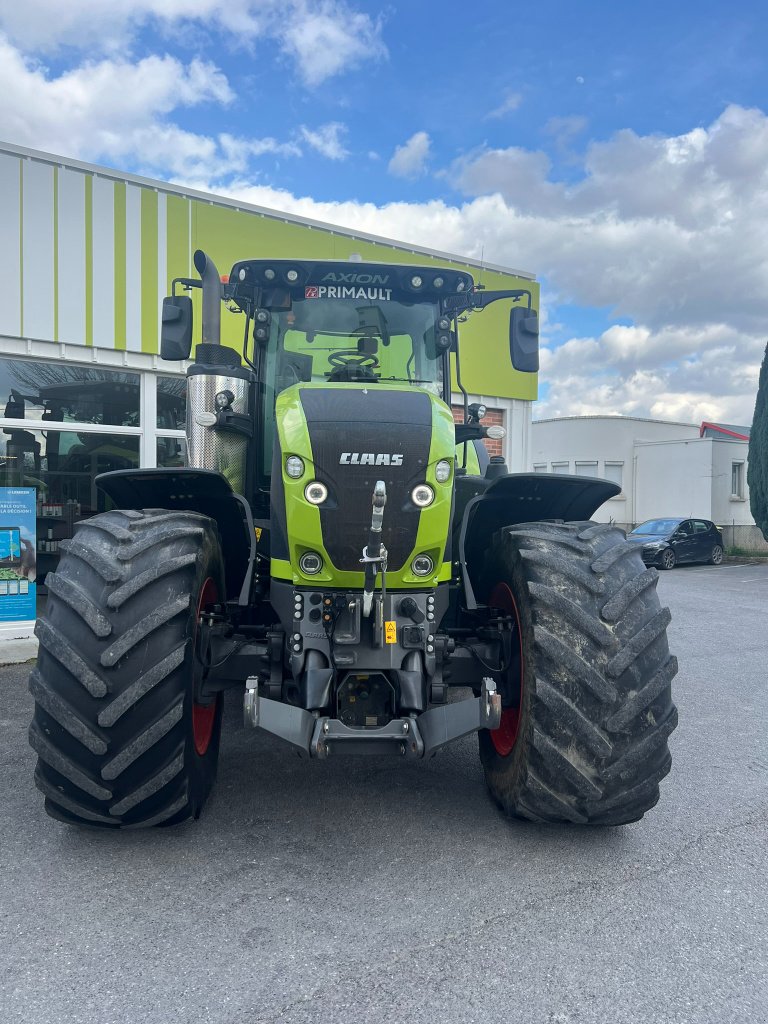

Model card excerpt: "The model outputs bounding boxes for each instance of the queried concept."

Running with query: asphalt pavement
[1,563,767,1024]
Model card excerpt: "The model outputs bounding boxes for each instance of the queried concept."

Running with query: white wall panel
[22,160,55,341]
[125,184,142,351]
[0,154,21,337]
[91,175,115,347]
[57,168,86,344]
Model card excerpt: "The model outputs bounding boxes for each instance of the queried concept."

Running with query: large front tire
[30,509,225,829]
[478,522,678,825]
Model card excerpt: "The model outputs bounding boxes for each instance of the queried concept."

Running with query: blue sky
[1,0,767,423]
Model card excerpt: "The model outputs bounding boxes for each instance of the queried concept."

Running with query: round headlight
[286,268,299,283]
[238,268,247,281]
[299,551,323,575]
[410,274,423,289]
[438,316,451,331]
[285,456,305,479]
[456,279,467,292]
[433,276,444,289]
[304,481,328,504]
[263,268,276,281]
[411,554,434,577]
[435,459,452,483]
[411,484,434,507]
[255,308,270,323]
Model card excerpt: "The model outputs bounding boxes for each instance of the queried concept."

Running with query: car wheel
[710,544,724,566]
[660,548,676,570]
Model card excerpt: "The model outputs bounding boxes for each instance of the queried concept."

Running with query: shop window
[157,376,186,430]
[575,461,599,477]
[0,429,139,596]
[0,357,140,426]
[157,438,187,468]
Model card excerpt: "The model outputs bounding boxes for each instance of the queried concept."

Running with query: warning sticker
[255,527,262,542]
[385,621,397,645]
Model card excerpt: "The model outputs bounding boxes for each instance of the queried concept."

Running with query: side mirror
[160,296,193,360]
[509,306,539,373]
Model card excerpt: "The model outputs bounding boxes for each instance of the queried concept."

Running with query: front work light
[285,456,305,479]
[435,460,452,483]
[300,551,323,575]
[214,390,234,411]
[411,554,434,576]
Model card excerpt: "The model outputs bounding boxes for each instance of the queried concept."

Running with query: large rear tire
[478,522,678,825]
[30,509,225,829]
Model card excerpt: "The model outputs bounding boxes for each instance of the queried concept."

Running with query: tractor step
[243,677,501,758]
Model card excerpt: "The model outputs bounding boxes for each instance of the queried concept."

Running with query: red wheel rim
[193,577,218,756]
[489,582,524,757]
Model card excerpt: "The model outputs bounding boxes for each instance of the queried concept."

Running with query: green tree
[748,341,768,540]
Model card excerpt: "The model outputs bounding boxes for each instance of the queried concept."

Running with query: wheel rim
[193,577,218,757]
[663,550,675,569]
[489,582,524,757]
[713,545,723,564]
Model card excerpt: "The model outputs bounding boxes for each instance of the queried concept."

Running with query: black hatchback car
[627,517,724,570]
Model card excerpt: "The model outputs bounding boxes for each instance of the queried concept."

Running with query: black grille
[300,389,433,572]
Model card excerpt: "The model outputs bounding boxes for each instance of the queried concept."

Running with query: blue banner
[0,487,36,623]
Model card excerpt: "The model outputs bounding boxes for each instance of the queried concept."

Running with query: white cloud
[280,1,386,87]
[299,122,349,160]
[177,104,768,424]
[485,91,523,120]
[0,0,387,86]
[388,131,431,179]
[0,35,302,178]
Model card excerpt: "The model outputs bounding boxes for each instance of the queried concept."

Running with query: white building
[530,415,761,549]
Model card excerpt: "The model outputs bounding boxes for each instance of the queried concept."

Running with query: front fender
[459,473,620,608]
[96,468,256,604]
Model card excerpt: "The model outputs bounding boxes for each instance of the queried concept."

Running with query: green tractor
[29,251,677,828]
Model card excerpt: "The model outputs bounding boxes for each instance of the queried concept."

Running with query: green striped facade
[0,144,538,400]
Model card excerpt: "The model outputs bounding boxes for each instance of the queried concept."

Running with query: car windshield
[259,295,446,476]
[631,519,681,536]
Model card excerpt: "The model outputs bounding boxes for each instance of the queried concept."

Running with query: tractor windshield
[259,295,446,477]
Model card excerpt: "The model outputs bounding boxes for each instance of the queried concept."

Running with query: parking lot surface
[1,563,767,1024]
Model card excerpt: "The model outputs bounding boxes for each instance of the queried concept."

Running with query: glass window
[693,520,710,533]
[157,437,187,468]
[157,376,186,430]
[259,294,447,478]
[551,461,569,473]
[533,463,547,473]
[0,428,139,582]
[0,358,140,426]
[603,462,623,489]
[731,461,744,498]
[575,461,599,477]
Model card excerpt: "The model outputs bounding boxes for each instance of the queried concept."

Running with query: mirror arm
[171,276,202,297]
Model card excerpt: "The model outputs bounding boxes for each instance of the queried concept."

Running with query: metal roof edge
[0,140,535,281]
[532,414,699,428]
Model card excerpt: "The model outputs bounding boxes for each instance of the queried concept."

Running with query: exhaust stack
[194,249,222,346]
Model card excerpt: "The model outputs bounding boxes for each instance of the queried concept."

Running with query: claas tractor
[29,250,677,828]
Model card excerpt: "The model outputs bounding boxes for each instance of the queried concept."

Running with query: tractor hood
[270,383,456,588]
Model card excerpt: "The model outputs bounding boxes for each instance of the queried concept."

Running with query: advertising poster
[0,487,36,623]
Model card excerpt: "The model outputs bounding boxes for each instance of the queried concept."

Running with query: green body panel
[272,382,455,588]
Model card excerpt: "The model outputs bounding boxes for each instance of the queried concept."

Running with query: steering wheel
[328,350,380,370]
[326,350,380,382]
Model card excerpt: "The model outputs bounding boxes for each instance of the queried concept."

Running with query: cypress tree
[748,341,768,540]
